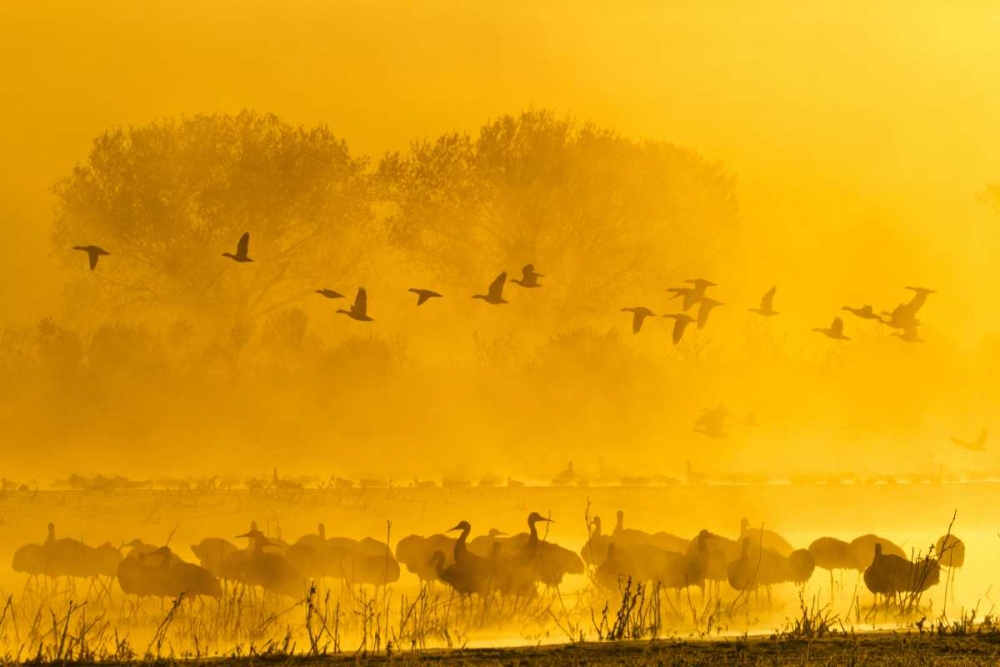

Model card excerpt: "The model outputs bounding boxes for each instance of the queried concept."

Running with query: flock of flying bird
[11,512,964,609]
[74,232,934,343]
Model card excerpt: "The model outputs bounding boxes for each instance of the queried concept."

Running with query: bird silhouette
[510,264,543,288]
[473,272,508,304]
[951,428,987,452]
[905,286,936,313]
[222,232,253,263]
[622,307,655,334]
[667,287,701,311]
[337,287,374,322]
[880,303,921,330]
[73,245,110,271]
[841,305,880,320]
[694,405,729,438]
[750,286,778,317]
[662,313,695,344]
[408,288,443,306]
[891,325,923,343]
[687,278,717,293]
[315,289,344,299]
[696,298,724,329]
[813,317,850,340]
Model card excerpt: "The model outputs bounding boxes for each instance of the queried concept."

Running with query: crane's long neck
[453,525,471,561]
[592,518,602,538]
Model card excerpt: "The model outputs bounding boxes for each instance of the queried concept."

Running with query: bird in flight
[73,245,109,271]
[315,289,344,299]
[813,317,850,340]
[473,272,508,304]
[695,404,729,439]
[696,298,724,329]
[409,288,443,306]
[662,313,695,344]
[510,264,543,288]
[222,232,253,263]
[891,325,923,343]
[337,287,374,322]
[951,428,987,452]
[842,305,880,320]
[667,287,700,311]
[621,307,655,334]
[749,286,778,317]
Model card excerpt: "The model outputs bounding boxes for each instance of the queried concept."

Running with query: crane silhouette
[473,272,509,304]
[337,288,374,322]
[696,298,724,329]
[842,305,880,320]
[510,264,543,288]
[315,289,344,299]
[222,232,253,263]
[622,307,655,334]
[408,288,443,306]
[813,317,850,340]
[750,286,778,317]
[73,245,110,271]
[662,313,695,344]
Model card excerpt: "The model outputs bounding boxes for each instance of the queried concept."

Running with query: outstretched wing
[237,232,250,256]
[488,272,507,300]
[522,264,534,281]
[761,286,776,310]
[88,250,99,271]
[632,312,644,334]
[697,301,713,328]
[672,319,687,344]
[355,287,368,315]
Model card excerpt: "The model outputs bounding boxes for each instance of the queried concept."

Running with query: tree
[53,111,376,329]
[376,110,740,323]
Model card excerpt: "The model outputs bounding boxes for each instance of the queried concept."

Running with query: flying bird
[695,405,729,438]
[472,272,509,304]
[687,278,717,293]
[222,232,253,263]
[696,298,724,329]
[951,428,987,452]
[337,288,374,322]
[510,264,543,288]
[842,305,880,320]
[891,325,923,343]
[408,288,443,306]
[662,313,695,344]
[621,307,655,334]
[315,289,344,299]
[667,287,701,311]
[750,286,778,317]
[813,317,850,340]
[73,245,109,271]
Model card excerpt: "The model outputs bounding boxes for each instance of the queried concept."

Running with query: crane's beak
[235,532,251,539]
[495,531,508,536]
[541,518,554,523]
[447,523,463,532]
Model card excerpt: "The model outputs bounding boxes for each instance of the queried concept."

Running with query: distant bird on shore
[473,272,508,304]
[696,298,724,329]
[662,313,695,344]
[842,305,880,320]
[750,286,778,317]
[73,245,109,271]
[622,307,655,334]
[511,264,543,288]
[951,428,987,452]
[408,288,442,306]
[813,317,850,340]
[337,288,374,322]
[222,232,253,263]
[315,289,344,299]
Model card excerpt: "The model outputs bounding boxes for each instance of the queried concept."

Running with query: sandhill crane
[190,538,239,579]
[337,288,374,322]
[750,286,778,317]
[429,549,488,597]
[613,510,689,553]
[880,303,921,330]
[904,286,936,313]
[73,245,109,271]
[408,288,443,305]
[595,543,681,589]
[510,264,543,288]
[667,287,701,311]
[740,518,793,557]
[396,533,456,583]
[808,536,856,597]
[685,529,735,596]
[951,429,987,452]
[787,549,816,585]
[473,272,508,304]
[813,317,850,340]
[727,538,788,602]
[622,307,655,334]
[228,526,305,598]
[849,534,906,571]
[284,524,329,578]
[891,325,923,342]
[467,528,508,559]
[315,289,344,299]
[437,521,490,596]
[581,516,614,566]
[222,232,253,263]
[863,544,941,604]
[842,305,880,320]
[695,405,729,438]
[662,313,695,344]
[696,298,724,329]
[118,546,221,599]
[514,512,584,588]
